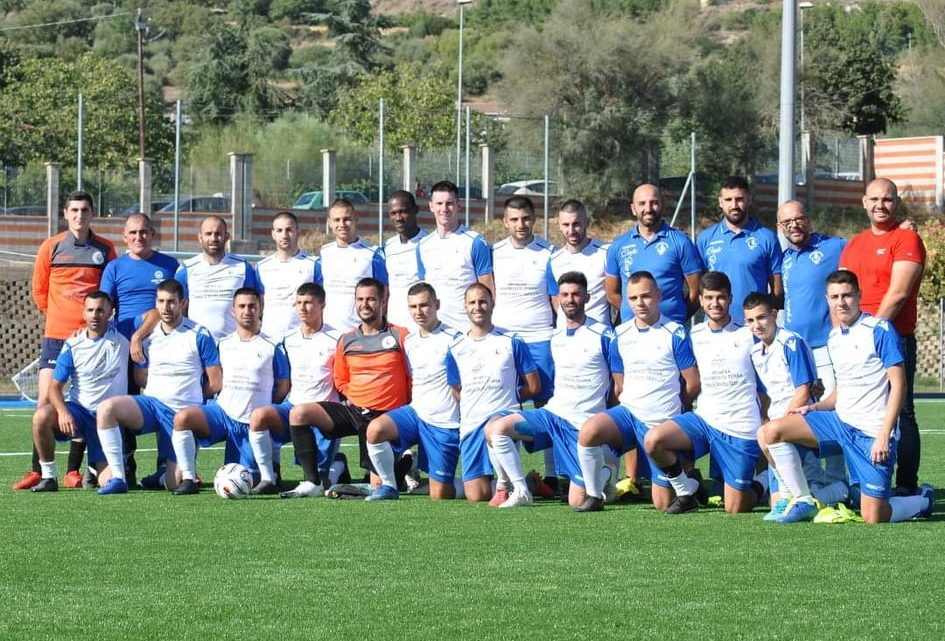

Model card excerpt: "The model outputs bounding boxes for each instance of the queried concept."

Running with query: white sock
[753,469,769,496]
[491,435,526,492]
[578,444,604,498]
[889,495,928,522]
[40,460,57,479]
[666,469,697,497]
[543,447,557,478]
[249,430,275,483]
[328,457,345,485]
[172,430,197,481]
[596,463,613,497]
[98,425,126,481]
[367,441,397,489]
[768,465,793,499]
[811,480,849,505]
[767,442,811,499]
[487,443,511,489]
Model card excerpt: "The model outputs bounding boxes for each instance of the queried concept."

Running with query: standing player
[287,278,410,489]
[384,191,427,332]
[696,176,782,324]
[94,279,221,494]
[758,270,933,524]
[320,199,388,333]
[485,272,614,508]
[29,292,128,492]
[416,180,494,331]
[363,282,462,501]
[256,211,321,340]
[446,283,541,503]
[169,288,290,495]
[839,178,926,497]
[247,282,345,498]
[605,184,702,324]
[644,272,765,514]
[547,199,611,327]
[576,271,700,512]
[16,191,116,491]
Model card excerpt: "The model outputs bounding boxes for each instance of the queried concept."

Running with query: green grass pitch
[0,403,943,641]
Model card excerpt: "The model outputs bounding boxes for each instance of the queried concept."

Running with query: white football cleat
[498,488,533,508]
[280,480,321,499]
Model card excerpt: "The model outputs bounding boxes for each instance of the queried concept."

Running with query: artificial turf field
[0,403,943,641]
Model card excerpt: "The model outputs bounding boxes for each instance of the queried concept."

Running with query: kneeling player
[758,270,933,524]
[30,292,128,491]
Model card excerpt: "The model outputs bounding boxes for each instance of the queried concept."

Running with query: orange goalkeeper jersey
[333,323,411,411]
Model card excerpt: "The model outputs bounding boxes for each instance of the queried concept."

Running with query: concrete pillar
[402,144,416,192]
[138,158,152,215]
[322,148,336,232]
[858,135,875,185]
[229,152,254,246]
[45,162,60,237]
[935,136,944,210]
[802,131,813,211]
[481,143,494,223]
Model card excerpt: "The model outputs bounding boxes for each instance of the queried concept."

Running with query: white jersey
[176,253,258,340]
[141,318,219,411]
[256,251,319,340]
[320,239,384,333]
[828,313,903,438]
[384,229,427,332]
[492,236,556,343]
[53,325,129,411]
[447,330,534,438]
[547,239,611,328]
[543,319,613,426]
[690,320,761,439]
[405,324,462,429]
[217,332,290,424]
[415,225,493,331]
[750,328,816,420]
[611,316,696,427]
[283,325,341,405]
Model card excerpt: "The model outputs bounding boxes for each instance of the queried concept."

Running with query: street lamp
[134,7,148,160]
[456,0,473,186]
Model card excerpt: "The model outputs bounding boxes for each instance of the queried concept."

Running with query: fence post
[229,152,254,252]
[858,135,875,185]
[321,148,336,233]
[402,144,416,193]
[481,143,494,223]
[45,162,61,237]
[138,157,153,215]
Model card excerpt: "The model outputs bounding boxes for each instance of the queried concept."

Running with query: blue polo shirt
[604,222,702,324]
[782,233,846,348]
[100,251,181,338]
[696,218,782,324]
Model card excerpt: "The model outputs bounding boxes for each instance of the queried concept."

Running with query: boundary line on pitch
[0,442,358,457]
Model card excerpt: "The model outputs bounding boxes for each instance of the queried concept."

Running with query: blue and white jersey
[320,239,387,333]
[544,318,613,426]
[605,222,702,324]
[54,325,129,411]
[405,324,462,429]
[546,239,611,328]
[283,325,341,406]
[696,218,782,324]
[828,313,903,438]
[140,318,219,411]
[492,236,556,343]
[782,233,846,348]
[750,327,816,420]
[100,251,180,338]
[416,225,493,331]
[610,316,696,428]
[446,330,536,437]
[175,253,260,341]
[690,320,761,439]
[385,229,427,332]
[217,332,290,424]
[256,251,321,340]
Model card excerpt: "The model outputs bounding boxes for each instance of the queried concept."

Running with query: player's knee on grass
[651,485,674,511]
[568,482,585,508]
[429,479,456,500]
[724,486,757,514]
[860,496,891,524]
[464,477,492,502]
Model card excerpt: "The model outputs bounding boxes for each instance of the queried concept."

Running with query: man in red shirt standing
[839,177,926,496]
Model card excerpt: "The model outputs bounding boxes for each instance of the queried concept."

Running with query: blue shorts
[525,340,554,404]
[133,396,176,462]
[385,405,460,483]
[40,338,66,370]
[674,412,761,493]
[273,401,340,476]
[199,403,255,469]
[459,423,493,482]
[606,406,671,488]
[514,408,583,486]
[804,411,896,499]
[57,402,104,464]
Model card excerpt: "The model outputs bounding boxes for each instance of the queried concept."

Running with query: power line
[0,12,129,33]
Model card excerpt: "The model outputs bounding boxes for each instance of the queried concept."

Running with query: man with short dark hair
[547,199,611,327]
[384,191,426,332]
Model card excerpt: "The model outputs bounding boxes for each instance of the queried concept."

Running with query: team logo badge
[92,251,105,265]
[656,241,669,256]
[381,335,397,349]
[154,270,164,278]
[746,237,759,250]
[810,250,824,265]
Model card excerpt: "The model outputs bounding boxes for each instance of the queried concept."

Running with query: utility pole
[135,8,147,159]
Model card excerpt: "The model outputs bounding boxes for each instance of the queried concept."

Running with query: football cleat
[172,479,200,495]
[666,493,700,515]
[97,478,129,495]
[280,481,321,499]
[574,495,604,513]
[763,497,791,521]
[364,485,400,501]
[250,480,280,496]
[919,484,935,519]
[498,488,533,508]
[12,471,42,490]
[31,477,59,493]
[777,498,819,523]
[489,486,511,507]
[63,470,84,489]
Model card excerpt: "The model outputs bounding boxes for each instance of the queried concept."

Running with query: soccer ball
[213,463,253,499]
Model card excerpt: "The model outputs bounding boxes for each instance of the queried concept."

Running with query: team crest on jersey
[381,335,397,349]
[92,251,105,265]
[154,270,164,278]
[809,250,824,265]
[876,319,890,330]
[618,244,639,272]
[746,237,759,250]
[655,241,669,256]
[785,337,797,351]
[877,248,888,256]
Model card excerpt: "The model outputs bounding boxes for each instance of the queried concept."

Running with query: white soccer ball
[213,463,253,499]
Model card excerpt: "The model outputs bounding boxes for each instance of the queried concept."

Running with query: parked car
[1,205,46,216]
[293,190,369,210]
[156,195,230,213]
[497,180,558,197]
[454,185,483,199]
[111,199,173,217]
